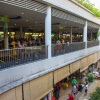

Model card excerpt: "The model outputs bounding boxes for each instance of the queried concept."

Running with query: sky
[89,0,100,9]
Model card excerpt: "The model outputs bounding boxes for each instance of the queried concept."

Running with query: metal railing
[52,42,85,57]
[87,41,99,48]
[0,45,48,70]
[0,41,100,70]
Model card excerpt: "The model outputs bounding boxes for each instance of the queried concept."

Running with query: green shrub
[89,87,100,100]
[88,73,94,82]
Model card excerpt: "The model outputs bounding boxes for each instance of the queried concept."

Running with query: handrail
[0,45,48,70]
[87,41,99,48]
[52,42,85,57]
[0,41,99,70]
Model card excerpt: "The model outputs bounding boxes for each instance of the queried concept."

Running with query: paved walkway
[77,80,100,100]
[59,79,100,100]
[59,81,72,100]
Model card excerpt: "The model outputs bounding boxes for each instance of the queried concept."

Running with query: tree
[89,87,100,100]
[76,0,100,17]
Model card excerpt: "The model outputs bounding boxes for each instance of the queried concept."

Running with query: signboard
[0,17,9,22]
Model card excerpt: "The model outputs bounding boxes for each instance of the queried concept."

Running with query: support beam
[45,6,51,59]
[4,22,9,49]
[83,21,87,48]
[70,27,72,43]
[97,28,100,41]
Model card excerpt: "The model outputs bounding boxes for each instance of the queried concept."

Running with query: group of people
[51,67,100,100]
[67,77,89,100]
[52,76,89,100]
[53,79,69,100]
[10,37,44,49]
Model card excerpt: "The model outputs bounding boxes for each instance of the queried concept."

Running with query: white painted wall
[42,0,100,25]
[0,46,100,94]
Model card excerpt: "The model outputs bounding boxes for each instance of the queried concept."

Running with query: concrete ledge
[0,46,100,94]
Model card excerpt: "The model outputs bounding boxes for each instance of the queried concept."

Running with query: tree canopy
[89,87,100,100]
[76,0,100,17]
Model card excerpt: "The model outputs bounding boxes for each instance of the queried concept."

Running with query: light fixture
[26,20,28,21]
[15,24,16,25]
[36,25,37,26]
[65,22,66,23]
[36,22,37,23]
[34,8,38,11]
[21,12,24,14]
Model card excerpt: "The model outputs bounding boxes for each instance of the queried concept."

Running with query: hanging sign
[0,17,9,22]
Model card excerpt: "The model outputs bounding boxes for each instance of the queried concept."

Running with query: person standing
[84,82,88,96]
[78,83,83,92]
[72,84,77,98]
[54,85,60,100]
[58,81,62,91]
[56,38,61,54]
[67,94,74,100]
[11,39,17,55]
[72,77,77,85]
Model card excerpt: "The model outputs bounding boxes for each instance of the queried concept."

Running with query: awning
[0,0,47,13]
[23,72,53,100]
[70,60,81,74]
[54,65,70,84]
[88,21,99,29]
[52,8,85,25]
[0,85,22,100]
[80,57,88,72]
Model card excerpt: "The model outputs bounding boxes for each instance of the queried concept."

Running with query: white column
[83,21,87,48]
[48,92,52,100]
[45,6,51,59]
[97,28,100,41]
[70,27,72,43]
[4,22,9,49]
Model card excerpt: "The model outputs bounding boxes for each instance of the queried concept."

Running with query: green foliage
[89,87,100,100]
[88,73,94,82]
[76,0,100,17]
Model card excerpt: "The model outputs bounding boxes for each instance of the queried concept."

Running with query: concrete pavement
[59,79,100,100]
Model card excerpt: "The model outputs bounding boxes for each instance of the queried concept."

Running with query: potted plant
[88,73,94,82]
